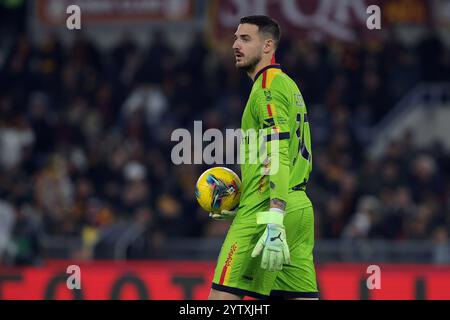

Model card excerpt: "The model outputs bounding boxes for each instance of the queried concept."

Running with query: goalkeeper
[208,15,318,300]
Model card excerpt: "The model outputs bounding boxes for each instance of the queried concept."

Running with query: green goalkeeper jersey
[239,64,312,212]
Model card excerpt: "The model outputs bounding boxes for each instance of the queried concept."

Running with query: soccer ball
[195,167,242,213]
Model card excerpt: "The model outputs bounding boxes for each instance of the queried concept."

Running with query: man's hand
[251,210,290,271]
[209,209,237,221]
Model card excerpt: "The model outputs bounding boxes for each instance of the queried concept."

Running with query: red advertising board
[208,0,431,45]
[1,261,450,300]
[37,0,197,25]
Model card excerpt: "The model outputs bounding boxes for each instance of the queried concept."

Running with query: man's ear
[263,39,275,54]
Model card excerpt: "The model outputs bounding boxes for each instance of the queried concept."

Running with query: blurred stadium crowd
[1,7,450,265]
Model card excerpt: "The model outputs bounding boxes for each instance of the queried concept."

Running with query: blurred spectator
[409,154,445,204]
[155,193,190,238]
[121,161,152,214]
[121,84,169,129]
[432,226,450,264]
[0,199,15,264]
[0,114,34,170]
[342,196,382,239]
[34,155,73,234]
[10,202,43,266]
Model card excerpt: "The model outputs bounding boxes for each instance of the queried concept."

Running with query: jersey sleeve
[253,78,291,205]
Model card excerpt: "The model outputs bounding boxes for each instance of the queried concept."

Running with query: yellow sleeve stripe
[266,69,282,89]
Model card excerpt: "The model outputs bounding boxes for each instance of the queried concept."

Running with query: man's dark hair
[240,15,281,48]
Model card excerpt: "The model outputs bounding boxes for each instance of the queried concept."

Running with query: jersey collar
[253,64,282,83]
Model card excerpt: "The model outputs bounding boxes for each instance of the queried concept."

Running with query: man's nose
[232,41,240,50]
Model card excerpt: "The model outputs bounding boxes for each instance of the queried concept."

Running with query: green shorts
[212,192,318,299]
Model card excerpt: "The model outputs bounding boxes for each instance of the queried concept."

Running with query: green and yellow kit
[212,64,318,299]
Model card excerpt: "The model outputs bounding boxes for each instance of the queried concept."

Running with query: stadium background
[0,0,450,299]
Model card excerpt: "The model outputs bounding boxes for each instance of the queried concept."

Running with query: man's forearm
[267,143,289,212]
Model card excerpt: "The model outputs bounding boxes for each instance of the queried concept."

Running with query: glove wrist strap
[256,210,284,226]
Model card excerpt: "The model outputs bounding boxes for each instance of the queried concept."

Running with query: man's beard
[237,53,262,74]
